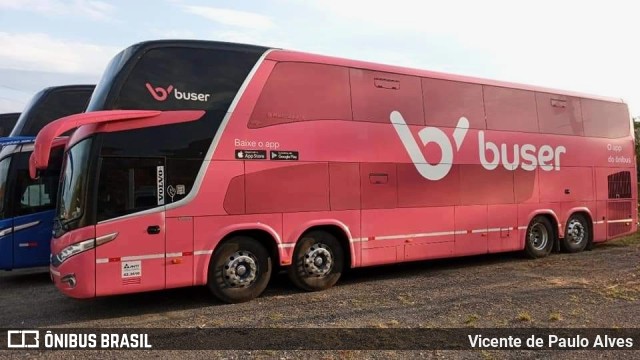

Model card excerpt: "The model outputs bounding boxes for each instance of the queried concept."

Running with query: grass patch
[549,312,562,322]
[464,314,479,325]
[396,295,415,305]
[548,278,569,286]
[374,320,400,328]
[570,308,585,317]
[608,232,640,246]
[601,284,638,301]
[548,277,591,288]
[480,350,495,360]
[517,312,532,322]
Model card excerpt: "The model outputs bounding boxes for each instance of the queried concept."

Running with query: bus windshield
[57,138,92,227]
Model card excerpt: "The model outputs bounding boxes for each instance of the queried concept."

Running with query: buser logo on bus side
[391,111,567,181]
[145,83,211,102]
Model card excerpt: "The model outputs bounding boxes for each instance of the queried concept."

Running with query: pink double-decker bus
[31,40,636,303]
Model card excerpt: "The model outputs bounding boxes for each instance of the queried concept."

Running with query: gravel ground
[0,233,638,359]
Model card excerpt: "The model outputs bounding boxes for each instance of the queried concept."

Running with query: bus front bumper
[50,248,96,298]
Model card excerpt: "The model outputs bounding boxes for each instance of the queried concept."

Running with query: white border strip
[355,226,528,242]
[14,221,40,232]
[121,254,164,261]
[193,250,213,256]
[607,218,633,224]
[94,220,597,263]
[97,250,215,264]
[375,231,458,241]
[471,228,503,234]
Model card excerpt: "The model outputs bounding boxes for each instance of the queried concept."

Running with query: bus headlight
[52,239,95,267]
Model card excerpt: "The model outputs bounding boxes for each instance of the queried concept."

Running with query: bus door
[94,156,166,295]
[0,155,13,269]
[11,151,60,268]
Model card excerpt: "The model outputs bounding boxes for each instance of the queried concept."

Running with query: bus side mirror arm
[29,153,39,180]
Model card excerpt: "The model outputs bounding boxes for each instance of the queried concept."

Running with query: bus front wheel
[524,216,555,258]
[288,230,344,292]
[207,236,272,303]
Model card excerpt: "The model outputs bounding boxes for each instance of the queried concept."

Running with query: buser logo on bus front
[145,83,211,102]
[391,111,567,181]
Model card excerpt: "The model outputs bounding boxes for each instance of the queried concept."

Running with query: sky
[0,0,638,118]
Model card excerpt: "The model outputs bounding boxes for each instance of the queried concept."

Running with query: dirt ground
[0,232,639,359]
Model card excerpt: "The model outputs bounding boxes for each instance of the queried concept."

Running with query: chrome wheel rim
[303,243,333,277]
[223,251,258,288]
[566,219,586,245]
[529,223,549,251]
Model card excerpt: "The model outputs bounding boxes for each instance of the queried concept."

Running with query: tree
[635,117,640,153]
[635,117,640,179]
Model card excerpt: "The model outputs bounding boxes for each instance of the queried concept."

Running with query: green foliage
[635,118,640,176]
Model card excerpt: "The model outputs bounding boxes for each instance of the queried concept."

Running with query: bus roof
[126,39,270,53]
[0,112,20,119]
[10,84,95,137]
[266,49,624,104]
[94,39,625,105]
[0,112,20,136]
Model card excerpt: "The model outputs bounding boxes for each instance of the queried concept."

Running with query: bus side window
[249,62,352,128]
[96,156,165,222]
[350,69,423,125]
[582,99,630,138]
[422,78,485,130]
[20,184,51,207]
[536,93,584,136]
[484,86,538,133]
[11,151,61,216]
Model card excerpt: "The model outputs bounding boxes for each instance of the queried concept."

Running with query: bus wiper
[53,216,68,234]
[53,217,62,233]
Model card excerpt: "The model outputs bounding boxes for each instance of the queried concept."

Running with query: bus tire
[524,216,554,259]
[288,230,344,292]
[207,236,271,304]
[560,214,590,253]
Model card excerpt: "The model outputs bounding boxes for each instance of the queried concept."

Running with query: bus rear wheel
[207,236,272,303]
[560,214,590,253]
[524,216,555,258]
[288,230,344,292]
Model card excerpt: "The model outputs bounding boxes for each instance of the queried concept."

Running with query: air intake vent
[607,171,631,199]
